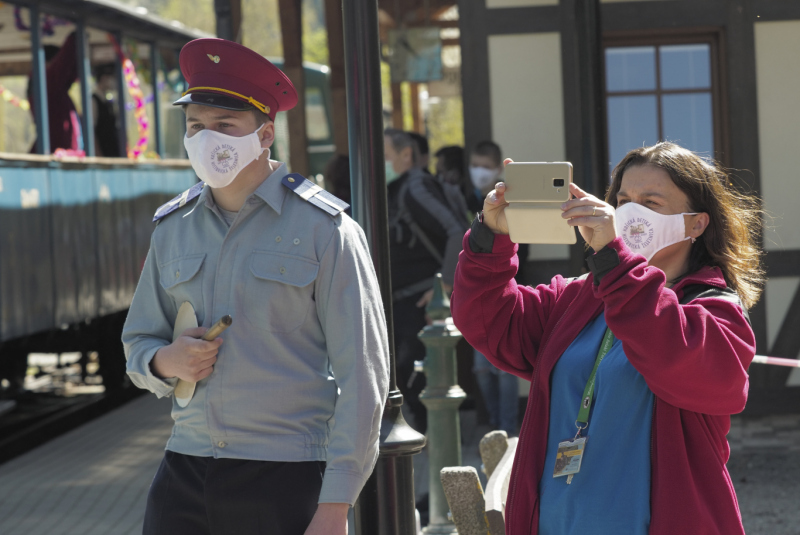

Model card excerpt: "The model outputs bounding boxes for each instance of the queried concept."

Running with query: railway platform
[0,389,797,535]
[0,394,172,535]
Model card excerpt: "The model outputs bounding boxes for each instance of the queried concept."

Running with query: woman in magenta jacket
[450,142,763,535]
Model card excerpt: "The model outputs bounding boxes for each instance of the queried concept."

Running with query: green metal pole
[419,274,465,534]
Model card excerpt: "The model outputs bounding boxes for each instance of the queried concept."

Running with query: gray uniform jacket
[122,163,389,505]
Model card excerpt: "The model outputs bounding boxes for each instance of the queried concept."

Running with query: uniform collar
[198,161,290,215]
[253,161,290,214]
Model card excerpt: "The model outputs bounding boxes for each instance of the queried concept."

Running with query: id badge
[553,436,587,479]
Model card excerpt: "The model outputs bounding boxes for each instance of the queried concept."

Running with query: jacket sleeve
[313,216,390,506]
[405,175,466,285]
[450,227,566,379]
[592,238,755,415]
[48,32,78,93]
[121,233,179,398]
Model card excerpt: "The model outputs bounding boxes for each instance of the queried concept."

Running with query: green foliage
[426,95,465,159]
[123,0,330,65]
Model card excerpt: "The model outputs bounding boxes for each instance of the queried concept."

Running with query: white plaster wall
[489,32,570,260]
[754,21,800,251]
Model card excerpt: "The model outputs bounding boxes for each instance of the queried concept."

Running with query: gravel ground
[730,451,800,534]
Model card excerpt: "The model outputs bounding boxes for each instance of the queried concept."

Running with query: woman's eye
[617,199,628,206]
[191,124,203,130]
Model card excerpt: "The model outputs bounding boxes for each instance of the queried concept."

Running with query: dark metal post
[567,0,606,275]
[30,5,50,155]
[151,43,165,158]
[114,32,129,158]
[76,20,95,157]
[342,1,426,534]
[214,0,234,41]
[574,0,606,196]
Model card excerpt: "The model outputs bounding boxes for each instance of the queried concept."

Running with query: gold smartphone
[503,162,577,244]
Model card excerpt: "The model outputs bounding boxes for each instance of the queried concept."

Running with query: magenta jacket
[451,227,754,535]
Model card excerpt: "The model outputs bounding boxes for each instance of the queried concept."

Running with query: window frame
[603,27,729,166]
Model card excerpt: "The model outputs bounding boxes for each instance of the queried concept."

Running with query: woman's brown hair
[606,142,764,309]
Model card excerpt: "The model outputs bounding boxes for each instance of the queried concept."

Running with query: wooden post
[410,82,422,133]
[324,0,349,155]
[391,82,403,129]
[278,0,310,177]
[214,0,242,43]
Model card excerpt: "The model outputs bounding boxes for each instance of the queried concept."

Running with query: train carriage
[0,0,203,393]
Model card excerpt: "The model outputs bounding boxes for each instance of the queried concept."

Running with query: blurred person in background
[467,140,524,436]
[92,63,121,157]
[28,32,82,154]
[384,128,465,433]
[324,154,351,214]
[433,145,471,229]
[408,131,431,174]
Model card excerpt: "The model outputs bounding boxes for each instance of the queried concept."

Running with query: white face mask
[184,124,267,188]
[614,202,697,261]
[469,166,500,191]
[385,161,400,184]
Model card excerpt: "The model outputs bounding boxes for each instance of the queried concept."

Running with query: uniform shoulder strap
[153,182,205,222]
[282,173,349,217]
[679,283,750,325]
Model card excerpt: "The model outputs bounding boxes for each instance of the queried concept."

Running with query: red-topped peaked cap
[174,38,297,120]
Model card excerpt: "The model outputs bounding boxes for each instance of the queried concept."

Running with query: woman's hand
[561,183,617,252]
[481,158,514,235]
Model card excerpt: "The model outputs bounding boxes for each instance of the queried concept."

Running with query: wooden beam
[391,82,403,129]
[325,0,349,156]
[410,82,422,133]
[278,0,310,177]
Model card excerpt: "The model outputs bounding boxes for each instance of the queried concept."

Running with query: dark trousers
[143,451,325,535]
[393,295,428,433]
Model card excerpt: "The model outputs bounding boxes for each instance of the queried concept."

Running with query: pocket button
[280,267,286,274]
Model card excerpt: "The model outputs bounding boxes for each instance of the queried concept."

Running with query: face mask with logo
[469,166,500,191]
[614,202,697,261]
[184,124,267,188]
[385,161,400,184]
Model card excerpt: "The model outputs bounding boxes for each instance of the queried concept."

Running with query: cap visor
[173,92,253,111]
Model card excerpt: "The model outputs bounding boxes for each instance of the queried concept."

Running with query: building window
[604,34,724,172]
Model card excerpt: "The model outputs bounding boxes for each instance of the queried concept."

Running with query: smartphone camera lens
[553,178,565,188]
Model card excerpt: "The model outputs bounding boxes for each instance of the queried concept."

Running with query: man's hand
[304,503,349,535]
[561,183,616,252]
[151,327,222,382]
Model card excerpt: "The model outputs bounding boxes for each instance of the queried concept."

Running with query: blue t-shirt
[539,312,654,535]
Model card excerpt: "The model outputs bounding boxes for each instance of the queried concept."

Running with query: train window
[158,47,187,159]
[0,5,81,154]
[305,87,331,141]
[119,39,156,159]
[88,27,124,157]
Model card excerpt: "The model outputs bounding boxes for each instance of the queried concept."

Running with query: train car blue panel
[94,169,137,316]
[0,168,55,341]
[50,169,99,326]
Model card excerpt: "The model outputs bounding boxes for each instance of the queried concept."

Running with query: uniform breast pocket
[159,254,206,313]
[244,251,320,332]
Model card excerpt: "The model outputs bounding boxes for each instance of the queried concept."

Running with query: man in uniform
[122,38,389,535]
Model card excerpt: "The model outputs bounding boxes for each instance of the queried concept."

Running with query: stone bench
[440,431,519,535]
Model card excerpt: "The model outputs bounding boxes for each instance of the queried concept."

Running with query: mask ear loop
[254,122,270,160]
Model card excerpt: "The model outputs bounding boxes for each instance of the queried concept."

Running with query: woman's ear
[259,121,275,150]
[689,212,710,239]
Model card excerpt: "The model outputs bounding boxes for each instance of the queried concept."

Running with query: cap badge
[207,54,221,63]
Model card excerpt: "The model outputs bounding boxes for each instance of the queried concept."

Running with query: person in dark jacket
[384,128,465,433]
[91,63,121,157]
[452,142,762,534]
[28,32,82,153]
